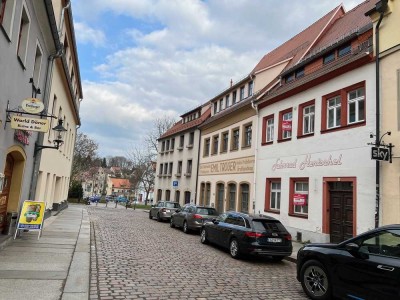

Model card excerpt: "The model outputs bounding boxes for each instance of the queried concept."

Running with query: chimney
[230,79,233,87]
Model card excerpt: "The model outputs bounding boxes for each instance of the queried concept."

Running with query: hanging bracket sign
[11,116,49,132]
[21,98,45,114]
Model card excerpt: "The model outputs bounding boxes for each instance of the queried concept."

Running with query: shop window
[212,134,219,155]
[228,183,236,211]
[242,123,252,148]
[297,100,315,138]
[278,108,292,141]
[265,178,281,212]
[240,183,249,213]
[231,128,239,150]
[289,178,309,217]
[221,131,229,153]
[204,138,210,156]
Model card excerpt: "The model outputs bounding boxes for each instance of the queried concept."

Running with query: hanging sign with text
[371,147,390,162]
[11,116,49,132]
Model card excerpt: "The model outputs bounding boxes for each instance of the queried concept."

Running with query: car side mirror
[345,243,369,259]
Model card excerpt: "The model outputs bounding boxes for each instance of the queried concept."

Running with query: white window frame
[270,182,281,210]
[303,105,315,134]
[294,181,308,215]
[327,96,341,129]
[348,88,365,124]
[282,112,292,139]
[266,118,274,142]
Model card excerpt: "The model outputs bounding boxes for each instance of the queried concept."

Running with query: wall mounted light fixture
[34,119,67,156]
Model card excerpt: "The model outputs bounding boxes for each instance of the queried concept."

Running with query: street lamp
[34,119,67,156]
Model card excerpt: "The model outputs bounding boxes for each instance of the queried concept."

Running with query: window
[285,73,294,83]
[243,124,252,147]
[17,5,30,66]
[338,43,351,57]
[200,183,205,205]
[163,163,168,175]
[0,0,15,38]
[206,183,211,206]
[232,91,237,104]
[289,178,309,216]
[228,183,236,210]
[278,109,292,141]
[177,161,182,176]
[225,95,230,108]
[348,88,365,124]
[265,178,281,212]
[248,81,253,96]
[219,98,224,111]
[166,140,170,151]
[179,135,184,148]
[161,141,165,152]
[188,132,194,147]
[204,138,210,156]
[297,100,315,137]
[213,102,217,115]
[295,68,305,79]
[240,183,249,213]
[186,159,192,176]
[212,135,219,155]
[221,132,229,153]
[165,190,171,201]
[323,52,335,64]
[158,164,163,175]
[327,96,341,129]
[240,86,245,101]
[170,138,175,151]
[262,115,274,144]
[32,44,43,86]
[231,128,239,150]
[357,229,400,258]
[168,162,173,176]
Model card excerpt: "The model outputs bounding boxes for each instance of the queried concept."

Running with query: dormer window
[285,73,294,83]
[338,43,351,57]
[295,68,304,79]
[323,52,335,64]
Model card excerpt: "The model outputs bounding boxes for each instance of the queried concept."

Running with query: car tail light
[284,234,292,241]
[245,232,265,238]
[193,214,203,219]
[161,208,166,212]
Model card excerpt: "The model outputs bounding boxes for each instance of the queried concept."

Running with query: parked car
[170,204,219,233]
[89,195,101,203]
[296,224,400,300]
[149,201,181,222]
[116,196,128,203]
[200,211,292,260]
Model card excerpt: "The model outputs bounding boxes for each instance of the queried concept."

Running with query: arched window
[157,189,162,201]
[165,190,171,201]
[240,183,250,213]
[228,183,236,211]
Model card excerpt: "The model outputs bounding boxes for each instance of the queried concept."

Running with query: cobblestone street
[88,205,307,300]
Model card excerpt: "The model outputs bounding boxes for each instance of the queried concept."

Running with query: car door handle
[377,265,395,271]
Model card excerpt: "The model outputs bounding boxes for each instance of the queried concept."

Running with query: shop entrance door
[329,182,353,243]
[0,155,14,233]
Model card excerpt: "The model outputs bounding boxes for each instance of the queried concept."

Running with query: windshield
[196,208,218,215]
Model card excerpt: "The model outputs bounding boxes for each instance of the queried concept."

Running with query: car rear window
[165,202,180,208]
[252,220,287,232]
[196,208,217,215]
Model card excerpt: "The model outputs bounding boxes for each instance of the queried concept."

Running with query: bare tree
[144,115,177,155]
[70,132,99,183]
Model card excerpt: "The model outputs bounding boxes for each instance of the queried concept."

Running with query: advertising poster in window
[15,201,45,239]
[293,194,307,206]
[282,120,292,131]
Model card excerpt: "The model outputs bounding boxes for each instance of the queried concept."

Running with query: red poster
[293,194,307,206]
[282,120,292,131]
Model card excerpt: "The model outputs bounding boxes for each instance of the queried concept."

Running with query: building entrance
[329,182,353,243]
[0,155,14,233]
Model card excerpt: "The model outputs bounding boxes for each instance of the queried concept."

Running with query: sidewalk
[0,204,90,300]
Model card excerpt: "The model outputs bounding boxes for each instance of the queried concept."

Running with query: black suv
[200,211,292,260]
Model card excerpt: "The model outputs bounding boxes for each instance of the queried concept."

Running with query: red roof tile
[110,178,131,189]
[252,5,344,75]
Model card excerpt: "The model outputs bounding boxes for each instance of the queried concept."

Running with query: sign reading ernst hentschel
[199,156,255,175]
[11,116,49,132]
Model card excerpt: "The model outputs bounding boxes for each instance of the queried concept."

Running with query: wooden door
[0,155,14,233]
[330,190,353,243]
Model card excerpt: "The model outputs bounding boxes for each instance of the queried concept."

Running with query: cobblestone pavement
[88,204,307,300]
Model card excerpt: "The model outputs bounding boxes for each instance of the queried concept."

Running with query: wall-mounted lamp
[34,119,67,156]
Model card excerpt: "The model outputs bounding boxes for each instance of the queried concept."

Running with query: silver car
[170,204,219,233]
[149,201,181,222]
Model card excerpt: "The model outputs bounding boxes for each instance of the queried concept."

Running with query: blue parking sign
[172,181,178,187]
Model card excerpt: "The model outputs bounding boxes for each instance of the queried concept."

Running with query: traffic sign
[172,181,178,188]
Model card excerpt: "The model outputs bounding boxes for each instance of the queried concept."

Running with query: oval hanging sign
[21,98,45,114]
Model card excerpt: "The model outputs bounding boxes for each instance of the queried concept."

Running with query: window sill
[177,147,183,151]
[277,138,291,143]
[288,213,308,219]
[297,133,314,139]
[186,144,193,149]
[184,173,192,177]
[264,209,280,215]
[175,174,181,177]
[220,150,228,154]
[241,145,251,150]
[261,141,273,146]
[230,148,239,152]
[321,121,365,134]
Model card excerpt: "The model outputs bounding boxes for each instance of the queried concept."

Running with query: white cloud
[74,22,106,47]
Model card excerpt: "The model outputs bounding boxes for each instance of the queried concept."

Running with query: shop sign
[15,201,45,241]
[11,115,49,132]
[199,156,255,175]
[371,147,390,161]
[21,98,44,114]
[293,194,307,206]
[272,154,343,171]
[282,120,292,131]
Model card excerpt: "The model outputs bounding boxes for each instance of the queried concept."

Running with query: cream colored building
[367,0,400,224]
[33,0,82,212]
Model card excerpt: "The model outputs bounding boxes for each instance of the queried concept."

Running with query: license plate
[267,238,282,243]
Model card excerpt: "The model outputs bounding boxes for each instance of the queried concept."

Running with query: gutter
[251,100,258,215]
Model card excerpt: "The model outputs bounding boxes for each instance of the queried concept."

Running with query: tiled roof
[110,178,131,189]
[251,5,344,75]
[307,0,376,57]
[159,107,211,139]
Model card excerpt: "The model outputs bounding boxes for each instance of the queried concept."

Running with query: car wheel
[156,213,162,222]
[149,212,152,219]
[229,238,240,259]
[200,228,208,244]
[170,218,175,228]
[270,256,285,262]
[300,260,331,300]
[183,221,190,234]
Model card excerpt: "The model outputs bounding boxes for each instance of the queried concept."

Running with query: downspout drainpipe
[374,1,387,228]
[251,97,258,216]
[195,128,201,204]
